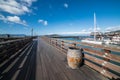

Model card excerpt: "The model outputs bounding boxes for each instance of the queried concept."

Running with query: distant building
[90,32,103,36]
[104,30,120,42]
[104,30,120,36]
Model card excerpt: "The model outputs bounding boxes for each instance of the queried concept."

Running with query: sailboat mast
[94,12,97,41]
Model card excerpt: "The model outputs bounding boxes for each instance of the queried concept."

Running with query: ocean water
[59,37,120,55]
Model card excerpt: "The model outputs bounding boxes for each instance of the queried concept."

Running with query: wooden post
[50,38,51,44]
[52,40,53,45]
[53,39,55,46]
[101,49,111,75]
[72,43,76,48]
[61,41,64,50]
[56,39,57,46]
[51,39,53,45]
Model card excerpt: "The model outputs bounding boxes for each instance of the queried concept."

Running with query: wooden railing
[0,38,33,63]
[42,37,120,79]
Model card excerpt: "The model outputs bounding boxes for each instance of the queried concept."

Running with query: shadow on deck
[0,40,37,80]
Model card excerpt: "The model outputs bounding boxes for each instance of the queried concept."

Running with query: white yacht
[81,12,104,45]
[108,36,120,45]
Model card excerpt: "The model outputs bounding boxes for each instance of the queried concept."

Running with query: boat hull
[81,40,103,45]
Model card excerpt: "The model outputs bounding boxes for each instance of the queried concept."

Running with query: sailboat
[81,12,103,45]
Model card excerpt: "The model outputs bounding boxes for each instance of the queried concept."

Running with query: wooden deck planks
[36,37,109,80]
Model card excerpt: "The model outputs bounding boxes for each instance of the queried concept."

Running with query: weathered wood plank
[36,39,43,80]
[85,60,120,79]
[39,37,109,80]
[84,54,120,74]
[84,48,120,63]
[42,37,120,80]
[78,42,120,52]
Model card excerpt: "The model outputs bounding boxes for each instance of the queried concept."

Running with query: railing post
[101,49,111,75]
[53,39,55,46]
[52,39,54,46]
[56,39,57,47]
[71,43,76,48]
[61,41,64,50]
[51,39,53,45]
[49,38,50,43]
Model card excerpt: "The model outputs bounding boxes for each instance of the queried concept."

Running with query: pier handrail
[42,37,120,79]
[0,37,32,45]
[0,38,33,64]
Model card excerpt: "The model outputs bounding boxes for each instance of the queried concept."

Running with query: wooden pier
[42,37,120,80]
[0,37,120,80]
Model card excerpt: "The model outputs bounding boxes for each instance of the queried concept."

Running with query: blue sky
[0,0,120,35]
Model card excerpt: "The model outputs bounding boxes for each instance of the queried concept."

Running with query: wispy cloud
[38,19,48,26]
[48,27,102,35]
[21,0,37,7]
[0,14,27,26]
[49,29,91,35]
[88,27,101,32]
[0,0,37,15]
[64,3,68,8]
[105,25,120,32]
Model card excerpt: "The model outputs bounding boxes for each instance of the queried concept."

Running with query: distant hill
[0,34,26,38]
[44,34,62,38]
